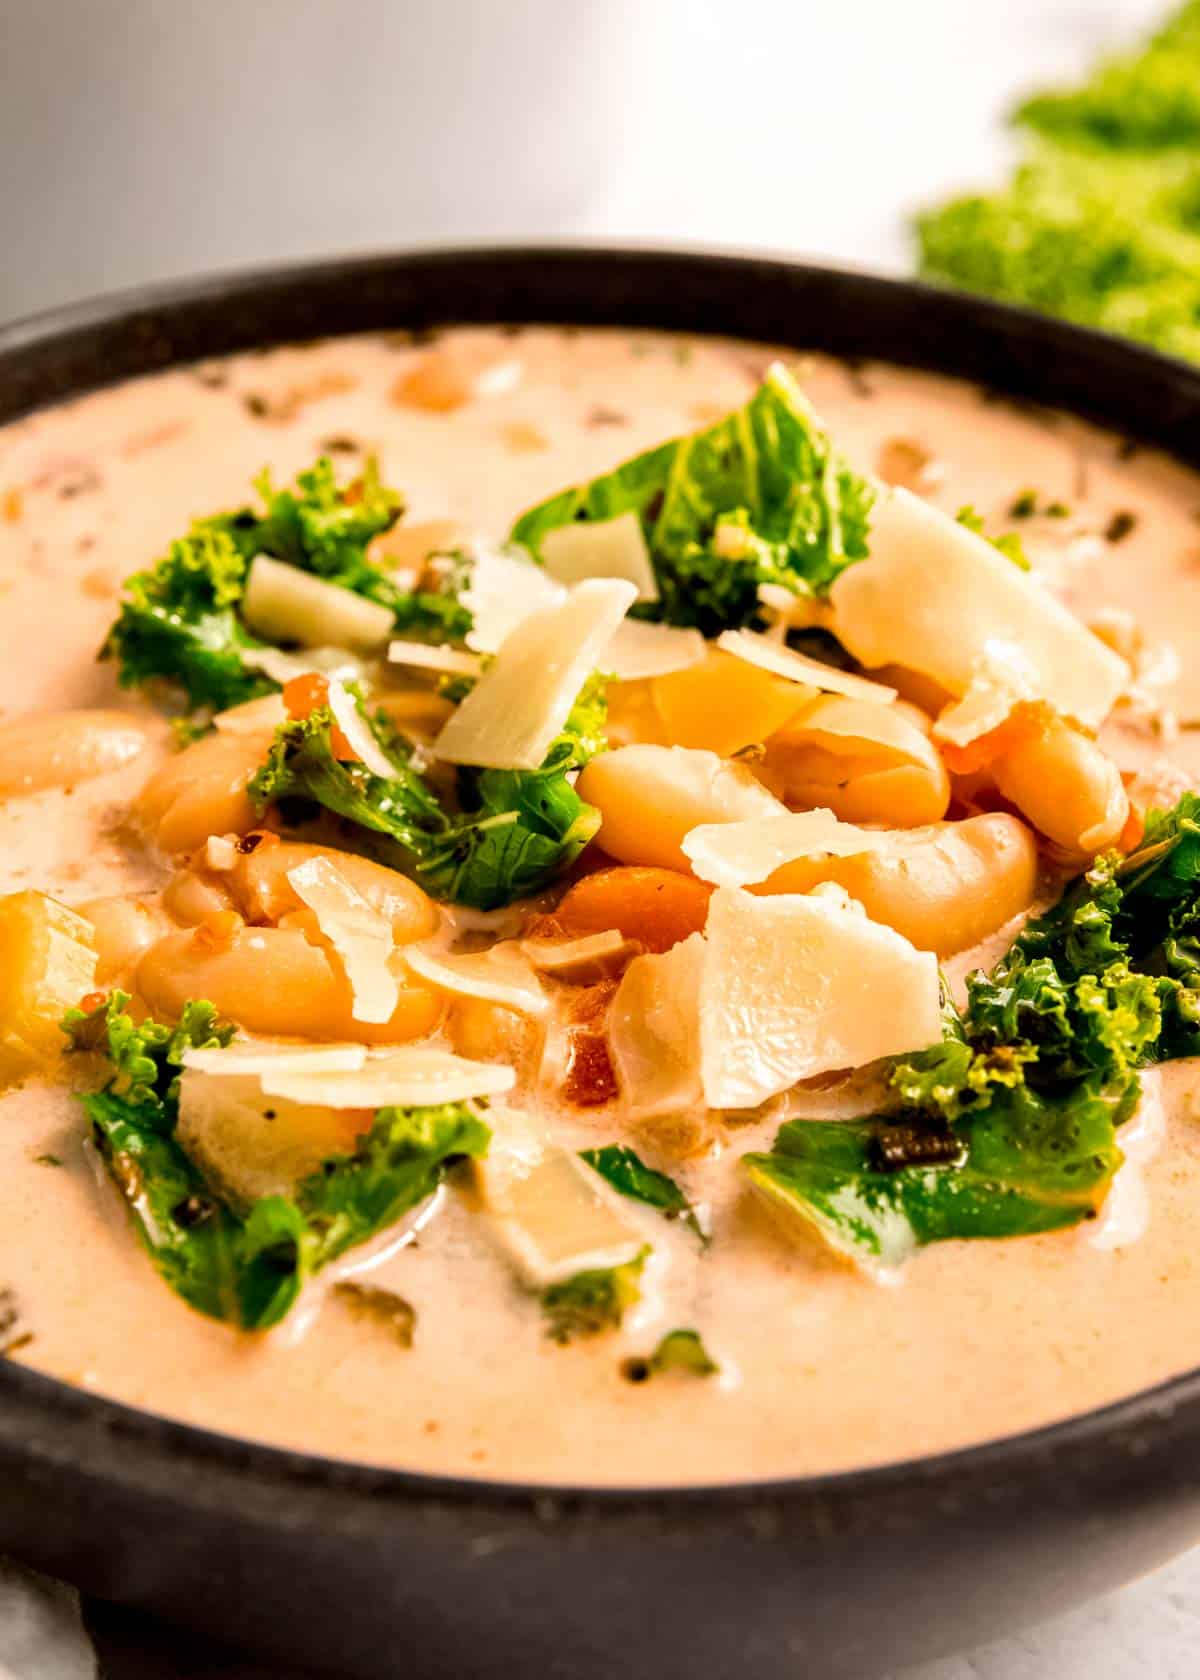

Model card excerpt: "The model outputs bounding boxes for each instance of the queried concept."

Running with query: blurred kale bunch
[916,2,1200,364]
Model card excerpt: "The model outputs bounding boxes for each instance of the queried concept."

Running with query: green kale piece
[541,1248,649,1345]
[743,1081,1128,1269]
[102,455,470,713]
[510,366,874,634]
[743,795,1200,1267]
[101,526,274,713]
[248,677,606,911]
[623,1328,720,1381]
[580,1144,708,1242]
[65,995,489,1330]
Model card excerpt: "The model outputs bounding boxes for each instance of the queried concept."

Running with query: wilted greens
[511,366,874,634]
[102,455,462,714]
[64,994,489,1328]
[580,1144,708,1242]
[744,796,1200,1266]
[917,1,1200,365]
[541,1249,649,1344]
[248,677,605,910]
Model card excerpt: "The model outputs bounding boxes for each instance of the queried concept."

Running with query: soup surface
[2,325,1200,1487]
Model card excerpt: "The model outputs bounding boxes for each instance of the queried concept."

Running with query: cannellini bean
[576,744,786,873]
[0,708,151,798]
[80,894,174,985]
[763,812,1039,956]
[555,867,712,953]
[991,716,1128,858]
[447,996,532,1066]
[650,650,813,757]
[136,924,441,1043]
[761,694,950,828]
[218,835,438,941]
[136,729,275,854]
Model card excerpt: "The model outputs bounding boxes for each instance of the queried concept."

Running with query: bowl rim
[4,241,1200,1522]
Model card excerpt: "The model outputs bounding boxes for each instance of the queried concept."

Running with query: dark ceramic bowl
[3,248,1200,1680]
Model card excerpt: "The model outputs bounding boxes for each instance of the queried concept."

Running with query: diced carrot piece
[555,866,712,954]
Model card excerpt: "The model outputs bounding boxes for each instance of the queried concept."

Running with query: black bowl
[3,247,1200,1680]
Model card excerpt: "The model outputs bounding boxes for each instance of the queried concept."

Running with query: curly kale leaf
[67,994,490,1330]
[248,695,449,861]
[63,991,235,1122]
[248,676,606,910]
[101,526,274,713]
[102,456,471,712]
[511,366,874,634]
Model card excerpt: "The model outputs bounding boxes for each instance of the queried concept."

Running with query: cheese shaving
[403,938,548,1015]
[540,510,659,603]
[604,619,707,682]
[181,1041,370,1077]
[433,578,637,771]
[699,887,942,1108]
[386,640,485,678]
[476,1108,647,1287]
[258,1046,516,1108]
[609,933,705,1118]
[461,542,566,654]
[682,809,892,888]
[242,554,394,650]
[286,856,399,1025]
[932,641,1041,748]
[326,679,401,781]
[829,486,1129,729]
[717,629,898,704]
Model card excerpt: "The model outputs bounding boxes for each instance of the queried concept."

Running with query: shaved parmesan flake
[287,856,399,1025]
[609,933,705,1118]
[717,629,897,704]
[386,640,484,678]
[521,928,637,981]
[829,486,1128,728]
[213,693,289,735]
[434,579,637,771]
[699,887,942,1108]
[403,938,548,1015]
[604,619,707,682]
[240,644,363,687]
[932,642,1040,748]
[462,543,566,655]
[541,510,659,603]
[476,1108,647,1287]
[259,1046,515,1108]
[326,679,400,781]
[242,554,394,651]
[181,1040,370,1077]
[683,809,891,888]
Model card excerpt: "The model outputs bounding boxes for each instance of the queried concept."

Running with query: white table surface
[3,0,1196,1673]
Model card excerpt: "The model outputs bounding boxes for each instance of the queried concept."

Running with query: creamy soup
[2,326,1200,1487]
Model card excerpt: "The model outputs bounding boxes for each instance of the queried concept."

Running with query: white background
[1,1,1196,1675]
